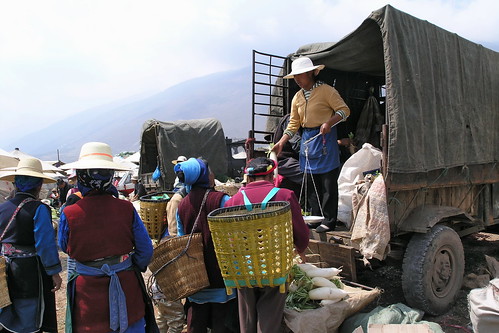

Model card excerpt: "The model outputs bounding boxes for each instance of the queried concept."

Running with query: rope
[298,137,325,218]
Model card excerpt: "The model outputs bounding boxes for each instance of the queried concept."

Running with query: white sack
[337,143,382,228]
[469,278,499,332]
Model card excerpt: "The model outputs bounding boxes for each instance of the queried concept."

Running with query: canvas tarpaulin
[140,118,228,186]
[287,5,499,180]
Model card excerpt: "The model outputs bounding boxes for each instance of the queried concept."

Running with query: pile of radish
[286,263,347,310]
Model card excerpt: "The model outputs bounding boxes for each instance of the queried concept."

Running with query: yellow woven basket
[0,256,11,309]
[139,192,173,240]
[207,201,294,294]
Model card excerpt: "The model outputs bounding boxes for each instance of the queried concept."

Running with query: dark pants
[306,167,340,227]
[279,178,301,202]
[237,287,286,333]
[187,299,238,333]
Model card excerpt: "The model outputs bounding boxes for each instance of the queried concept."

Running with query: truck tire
[402,224,464,315]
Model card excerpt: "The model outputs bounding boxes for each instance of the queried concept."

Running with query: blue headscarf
[14,175,43,192]
[173,158,210,193]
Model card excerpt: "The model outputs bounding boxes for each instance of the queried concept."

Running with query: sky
[1,0,498,150]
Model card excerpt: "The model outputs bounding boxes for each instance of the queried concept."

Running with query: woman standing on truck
[272,56,350,232]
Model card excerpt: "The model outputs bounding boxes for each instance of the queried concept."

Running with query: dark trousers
[306,167,340,226]
[187,299,238,333]
[237,287,286,333]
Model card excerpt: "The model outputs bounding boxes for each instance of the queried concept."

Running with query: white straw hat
[172,155,188,165]
[61,142,131,171]
[0,157,56,183]
[283,57,325,79]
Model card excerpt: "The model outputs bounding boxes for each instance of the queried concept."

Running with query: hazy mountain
[11,67,252,162]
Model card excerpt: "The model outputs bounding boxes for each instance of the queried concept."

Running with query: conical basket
[207,201,294,294]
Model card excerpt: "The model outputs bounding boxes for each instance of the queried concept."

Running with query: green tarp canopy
[288,5,498,182]
[140,118,228,186]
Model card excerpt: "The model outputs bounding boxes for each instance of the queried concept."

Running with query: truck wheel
[401,224,464,315]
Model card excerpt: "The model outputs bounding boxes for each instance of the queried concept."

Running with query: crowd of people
[0,56,350,333]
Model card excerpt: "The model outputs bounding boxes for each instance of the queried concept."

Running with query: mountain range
[7,66,253,162]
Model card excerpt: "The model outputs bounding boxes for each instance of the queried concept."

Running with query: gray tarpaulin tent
[139,118,228,186]
[287,5,498,188]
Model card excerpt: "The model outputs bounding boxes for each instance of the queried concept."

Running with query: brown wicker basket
[0,256,11,309]
[139,192,173,240]
[149,233,210,301]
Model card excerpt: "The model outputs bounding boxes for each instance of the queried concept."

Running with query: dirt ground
[355,226,499,332]
[54,227,499,332]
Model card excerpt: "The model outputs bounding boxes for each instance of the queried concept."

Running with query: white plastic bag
[337,143,382,228]
[469,278,499,332]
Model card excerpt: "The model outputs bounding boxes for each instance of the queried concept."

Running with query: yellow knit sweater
[285,84,350,137]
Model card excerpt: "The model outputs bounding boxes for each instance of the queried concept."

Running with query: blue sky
[1,0,498,148]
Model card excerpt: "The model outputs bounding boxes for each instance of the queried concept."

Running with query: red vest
[178,187,226,288]
[64,193,145,332]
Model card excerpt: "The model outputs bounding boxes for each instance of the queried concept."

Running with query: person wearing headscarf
[223,157,309,333]
[272,56,350,233]
[0,158,63,332]
[151,158,189,333]
[174,158,237,333]
[58,142,157,333]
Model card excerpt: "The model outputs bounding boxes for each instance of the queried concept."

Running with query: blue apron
[300,127,340,174]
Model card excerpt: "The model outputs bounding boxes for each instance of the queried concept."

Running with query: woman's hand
[51,273,62,292]
[320,122,331,135]
[295,250,307,263]
[271,141,284,156]
[271,134,291,156]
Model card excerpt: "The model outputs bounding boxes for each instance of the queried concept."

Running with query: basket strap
[261,187,280,210]
[241,187,280,211]
[0,197,35,242]
[152,188,210,276]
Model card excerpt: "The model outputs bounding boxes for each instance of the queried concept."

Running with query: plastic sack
[284,286,381,333]
[350,175,390,261]
[152,166,161,182]
[337,143,382,228]
[469,278,499,332]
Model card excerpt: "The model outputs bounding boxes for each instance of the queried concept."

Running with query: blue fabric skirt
[300,127,340,174]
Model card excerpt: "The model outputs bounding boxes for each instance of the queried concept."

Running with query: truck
[248,5,499,315]
[138,118,246,191]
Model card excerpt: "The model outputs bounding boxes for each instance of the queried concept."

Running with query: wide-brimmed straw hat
[61,142,131,171]
[171,155,188,165]
[0,157,56,183]
[283,57,325,79]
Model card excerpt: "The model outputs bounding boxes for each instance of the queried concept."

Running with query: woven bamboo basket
[207,201,294,294]
[139,192,173,240]
[0,256,11,309]
[149,233,210,301]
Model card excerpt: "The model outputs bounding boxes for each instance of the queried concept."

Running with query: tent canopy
[140,118,228,186]
[288,5,499,176]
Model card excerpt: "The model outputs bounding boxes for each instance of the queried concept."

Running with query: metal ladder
[247,50,290,159]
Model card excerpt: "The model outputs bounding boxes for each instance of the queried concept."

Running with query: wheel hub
[432,249,453,295]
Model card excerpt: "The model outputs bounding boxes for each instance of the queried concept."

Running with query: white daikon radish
[308,287,348,301]
[269,151,279,178]
[296,263,318,273]
[320,299,342,306]
[311,277,338,288]
[306,267,342,279]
